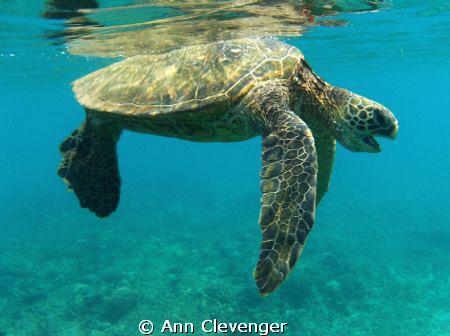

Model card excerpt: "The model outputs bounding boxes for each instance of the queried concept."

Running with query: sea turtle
[58,38,398,295]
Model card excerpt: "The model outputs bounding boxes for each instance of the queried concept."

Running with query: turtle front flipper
[254,110,318,296]
[57,116,122,218]
[305,118,336,205]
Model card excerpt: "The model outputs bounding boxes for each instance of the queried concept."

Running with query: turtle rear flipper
[58,119,122,218]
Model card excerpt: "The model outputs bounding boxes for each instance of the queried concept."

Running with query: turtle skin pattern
[58,121,121,217]
[254,110,317,295]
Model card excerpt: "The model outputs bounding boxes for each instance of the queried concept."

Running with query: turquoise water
[1,1,450,335]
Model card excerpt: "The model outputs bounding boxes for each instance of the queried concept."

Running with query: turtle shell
[72,38,303,116]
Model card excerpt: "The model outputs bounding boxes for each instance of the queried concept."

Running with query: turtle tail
[57,118,122,218]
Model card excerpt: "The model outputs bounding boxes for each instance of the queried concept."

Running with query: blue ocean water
[1,1,450,335]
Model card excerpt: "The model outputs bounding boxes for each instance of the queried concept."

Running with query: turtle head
[329,87,398,153]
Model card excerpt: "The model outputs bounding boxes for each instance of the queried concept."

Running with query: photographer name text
[139,319,287,335]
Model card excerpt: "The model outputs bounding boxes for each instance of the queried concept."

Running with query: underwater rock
[100,269,128,285]
[320,252,350,276]
[337,274,365,300]
[323,280,350,314]
[324,279,341,297]
[66,283,104,319]
[203,284,234,305]
[101,287,138,322]
[19,289,48,305]
[14,279,48,305]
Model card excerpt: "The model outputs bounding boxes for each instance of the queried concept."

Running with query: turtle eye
[373,108,386,126]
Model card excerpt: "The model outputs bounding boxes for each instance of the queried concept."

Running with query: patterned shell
[72,38,303,116]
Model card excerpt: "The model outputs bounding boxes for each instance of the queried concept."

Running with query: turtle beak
[366,120,398,152]
[388,122,399,140]
[374,121,399,140]
[362,135,381,152]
